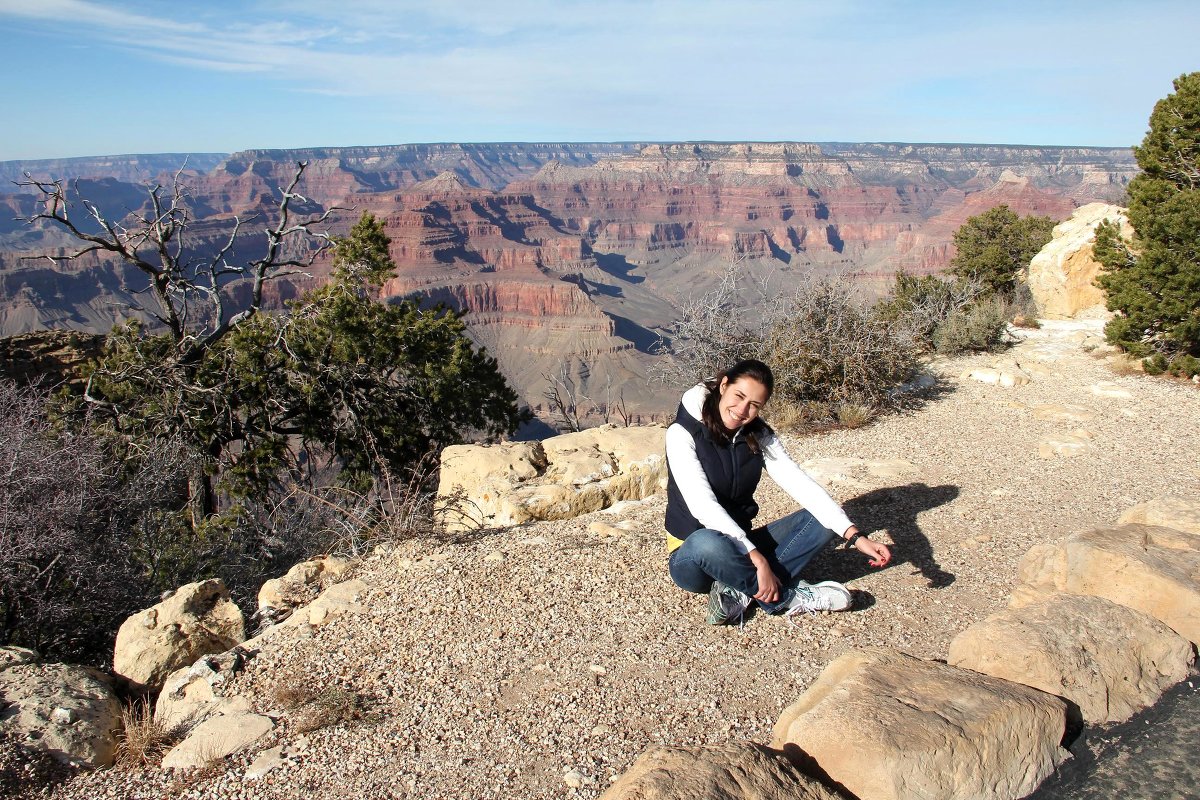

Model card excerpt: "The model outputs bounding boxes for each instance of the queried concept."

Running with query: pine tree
[1096,72,1200,375]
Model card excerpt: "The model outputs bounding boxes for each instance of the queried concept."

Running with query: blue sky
[0,0,1196,160]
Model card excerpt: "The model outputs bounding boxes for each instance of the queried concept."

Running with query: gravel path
[48,320,1200,800]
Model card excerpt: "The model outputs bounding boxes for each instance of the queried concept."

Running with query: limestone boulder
[436,441,548,530]
[113,579,245,693]
[1119,493,1200,536]
[1025,203,1130,319]
[0,646,40,670]
[436,425,666,532]
[948,595,1193,724]
[160,712,273,770]
[770,647,1067,800]
[600,742,844,800]
[1015,524,1200,644]
[154,659,252,733]
[0,657,123,768]
[258,556,352,614]
[280,578,369,628]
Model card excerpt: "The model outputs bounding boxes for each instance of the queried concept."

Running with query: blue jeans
[667,509,838,614]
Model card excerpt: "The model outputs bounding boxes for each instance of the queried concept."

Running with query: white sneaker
[781,580,852,619]
[707,581,752,626]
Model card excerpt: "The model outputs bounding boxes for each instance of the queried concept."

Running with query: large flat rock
[600,742,845,800]
[949,594,1193,723]
[1016,523,1200,644]
[770,647,1067,800]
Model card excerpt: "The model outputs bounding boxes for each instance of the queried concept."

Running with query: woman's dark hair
[701,359,774,451]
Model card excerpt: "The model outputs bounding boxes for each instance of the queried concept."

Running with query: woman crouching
[665,359,892,625]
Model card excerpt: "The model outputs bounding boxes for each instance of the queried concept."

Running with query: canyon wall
[0,142,1136,418]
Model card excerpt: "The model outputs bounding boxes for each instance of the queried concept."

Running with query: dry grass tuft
[113,701,177,770]
[835,402,877,429]
[1108,355,1143,376]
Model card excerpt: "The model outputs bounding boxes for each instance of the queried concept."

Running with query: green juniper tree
[949,204,1056,298]
[1095,72,1200,376]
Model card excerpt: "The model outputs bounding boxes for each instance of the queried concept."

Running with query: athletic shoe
[781,580,853,621]
[707,581,752,626]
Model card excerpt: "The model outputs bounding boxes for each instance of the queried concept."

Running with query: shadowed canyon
[0,141,1136,420]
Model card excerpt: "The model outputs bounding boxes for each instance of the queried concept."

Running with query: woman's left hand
[856,537,892,568]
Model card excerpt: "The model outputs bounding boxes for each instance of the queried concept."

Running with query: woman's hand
[856,536,892,568]
[748,550,782,603]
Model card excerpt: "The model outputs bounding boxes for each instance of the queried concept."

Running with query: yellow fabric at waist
[666,532,686,553]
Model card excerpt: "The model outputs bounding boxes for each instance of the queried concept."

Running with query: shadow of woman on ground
[807,482,960,588]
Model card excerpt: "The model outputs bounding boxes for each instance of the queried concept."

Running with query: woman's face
[717,375,769,430]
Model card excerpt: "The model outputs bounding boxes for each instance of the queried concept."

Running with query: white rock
[601,742,849,800]
[113,579,244,693]
[245,745,287,779]
[1025,203,1128,320]
[1091,382,1133,399]
[1015,524,1200,644]
[1033,403,1096,423]
[1119,494,1200,536]
[161,712,274,770]
[1038,432,1092,458]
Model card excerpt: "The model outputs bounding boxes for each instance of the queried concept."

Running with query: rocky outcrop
[599,742,845,800]
[1025,202,1131,319]
[436,425,666,532]
[154,653,254,734]
[770,647,1067,800]
[0,648,123,769]
[257,556,351,618]
[948,595,1193,724]
[113,579,245,694]
[1014,523,1200,645]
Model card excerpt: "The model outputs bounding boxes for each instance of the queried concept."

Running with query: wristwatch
[844,532,867,549]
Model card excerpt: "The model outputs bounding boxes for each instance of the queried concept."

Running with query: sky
[0,0,1197,161]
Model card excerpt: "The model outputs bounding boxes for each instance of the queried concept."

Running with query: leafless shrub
[271,676,368,734]
[931,294,1014,354]
[650,261,784,389]
[269,449,478,559]
[113,701,177,770]
[542,363,589,432]
[763,275,921,413]
[1108,355,1144,376]
[0,380,151,662]
[653,267,920,431]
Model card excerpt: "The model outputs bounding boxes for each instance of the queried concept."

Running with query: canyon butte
[0,141,1136,418]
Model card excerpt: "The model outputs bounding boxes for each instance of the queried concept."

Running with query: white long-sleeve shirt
[665,384,854,554]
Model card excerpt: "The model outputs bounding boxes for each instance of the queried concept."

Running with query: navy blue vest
[665,400,767,539]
